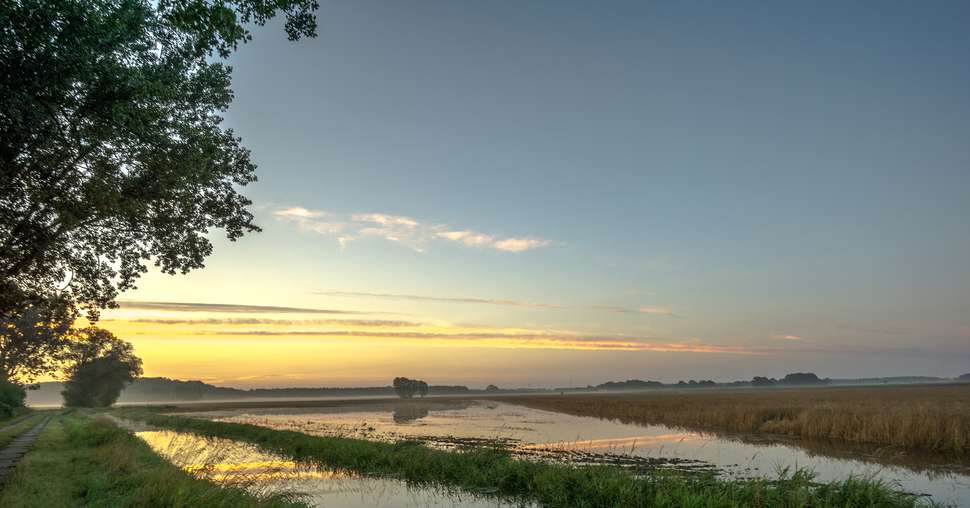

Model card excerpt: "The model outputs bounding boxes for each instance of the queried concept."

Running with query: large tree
[61,327,142,407]
[0,0,317,380]
[0,0,318,318]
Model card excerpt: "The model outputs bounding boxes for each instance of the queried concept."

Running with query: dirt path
[0,415,52,485]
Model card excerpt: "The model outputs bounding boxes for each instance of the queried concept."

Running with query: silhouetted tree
[780,372,826,385]
[0,297,75,383]
[0,0,319,380]
[752,376,777,387]
[393,377,427,399]
[485,384,500,392]
[61,328,142,407]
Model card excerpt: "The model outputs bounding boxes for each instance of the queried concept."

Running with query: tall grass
[117,408,932,508]
[501,384,970,453]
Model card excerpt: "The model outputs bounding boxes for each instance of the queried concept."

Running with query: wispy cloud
[273,207,551,253]
[116,301,364,315]
[318,291,681,317]
[110,317,419,327]
[317,291,564,309]
[770,334,802,341]
[197,329,759,354]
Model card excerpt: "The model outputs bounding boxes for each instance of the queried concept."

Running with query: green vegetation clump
[118,408,930,508]
[0,379,26,418]
[0,413,306,508]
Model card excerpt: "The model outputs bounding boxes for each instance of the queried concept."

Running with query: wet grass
[500,384,970,453]
[0,412,307,508]
[117,407,934,508]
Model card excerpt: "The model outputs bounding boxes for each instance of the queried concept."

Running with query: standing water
[134,428,525,508]
[180,399,970,507]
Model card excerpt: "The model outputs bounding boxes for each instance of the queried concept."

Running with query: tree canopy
[393,377,429,399]
[0,0,317,383]
[1,0,318,321]
[0,296,75,382]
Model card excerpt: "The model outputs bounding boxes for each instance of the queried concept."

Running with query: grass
[116,407,932,508]
[0,412,307,508]
[0,412,46,449]
[497,384,970,453]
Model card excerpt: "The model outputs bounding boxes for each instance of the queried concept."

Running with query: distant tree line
[553,372,833,393]
[752,372,828,387]
[676,379,717,387]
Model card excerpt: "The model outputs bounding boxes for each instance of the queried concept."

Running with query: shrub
[0,380,26,416]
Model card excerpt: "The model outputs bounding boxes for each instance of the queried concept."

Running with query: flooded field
[179,399,970,507]
[135,428,524,507]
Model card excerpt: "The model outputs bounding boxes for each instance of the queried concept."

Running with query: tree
[0,0,317,318]
[780,372,826,385]
[1,0,317,381]
[393,377,428,399]
[485,384,500,392]
[0,297,75,383]
[61,327,142,407]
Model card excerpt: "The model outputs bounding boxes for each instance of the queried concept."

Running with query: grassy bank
[0,413,306,507]
[499,384,970,453]
[117,408,931,508]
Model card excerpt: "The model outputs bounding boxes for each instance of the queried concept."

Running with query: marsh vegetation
[115,406,931,508]
[500,384,970,453]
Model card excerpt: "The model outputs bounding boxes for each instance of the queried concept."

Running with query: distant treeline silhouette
[24,372,964,406]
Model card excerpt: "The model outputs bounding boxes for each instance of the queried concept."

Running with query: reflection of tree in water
[393,404,430,424]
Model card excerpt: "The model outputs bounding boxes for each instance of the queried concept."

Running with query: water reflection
[393,403,430,424]
[136,430,522,508]
[182,400,970,506]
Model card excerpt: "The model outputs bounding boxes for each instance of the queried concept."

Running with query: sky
[96,1,970,388]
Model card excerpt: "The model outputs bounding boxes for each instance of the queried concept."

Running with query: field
[497,384,970,453]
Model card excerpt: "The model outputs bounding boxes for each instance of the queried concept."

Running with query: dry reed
[500,384,970,453]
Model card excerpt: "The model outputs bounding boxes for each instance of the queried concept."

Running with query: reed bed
[500,384,970,453]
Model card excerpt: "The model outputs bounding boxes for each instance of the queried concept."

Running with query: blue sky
[111,1,970,387]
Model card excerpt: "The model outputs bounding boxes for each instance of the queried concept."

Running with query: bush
[0,380,27,418]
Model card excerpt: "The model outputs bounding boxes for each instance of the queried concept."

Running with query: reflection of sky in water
[136,430,521,508]
[186,401,970,507]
